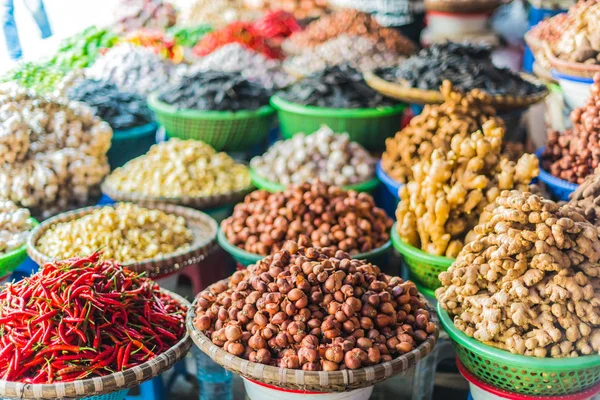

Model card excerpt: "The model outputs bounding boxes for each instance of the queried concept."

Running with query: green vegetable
[0,62,67,94]
[167,25,212,48]
[49,26,119,70]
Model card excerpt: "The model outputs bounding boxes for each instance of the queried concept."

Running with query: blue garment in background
[2,0,52,60]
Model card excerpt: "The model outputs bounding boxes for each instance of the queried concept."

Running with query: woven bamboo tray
[187,280,439,392]
[101,180,254,211]
[363,72,549,110]
[27,203,218,278]
[424,0,507,13]
[544,42,600,79]
[0,289,192,400]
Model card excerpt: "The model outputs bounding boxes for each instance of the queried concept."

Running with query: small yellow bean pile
[37,203,193,263]
[105,139,250,198]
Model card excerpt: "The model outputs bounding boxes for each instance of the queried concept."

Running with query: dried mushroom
[396,119,539,258]
[437,191,600,357]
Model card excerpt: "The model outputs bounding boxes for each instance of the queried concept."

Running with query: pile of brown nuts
[569,166,600,226]
[221,181,393,256]
[194,242,435,369]
[382,82,501,184]
[542,73,600,184]
[284,9,415,56]
[437,190,600,358]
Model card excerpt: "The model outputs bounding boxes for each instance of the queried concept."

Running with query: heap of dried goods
[115,0,177,33]
[87,44,174,97]
[194,243,435,370]
[243,0,328,19]
[0,88,112,218]
[36,203,192,263]
[0,253,186,383]
[0,200,33,255]
[569,166,600,226]
[105,139,251,198]
[285,9,415,56]
[382,82,501,183]
[437,191,600,357]
[542,73,600,184]
[221,181,393,256]
[277,64,397,108]
[284,35,403,77]
[377,43,545,97]
[250,126,376,187]
[396,119,539,258]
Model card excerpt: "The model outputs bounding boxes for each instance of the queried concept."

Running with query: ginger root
[437,191,600,358]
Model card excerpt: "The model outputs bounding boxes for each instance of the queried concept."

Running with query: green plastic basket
[107,122,157,169]
[391,223,454,290]
[147,93,275,152]
[270,96,406,151]
[0,218,38,278]
[437,304,600,396]
[218,228,392,267]
[250,168,380,194]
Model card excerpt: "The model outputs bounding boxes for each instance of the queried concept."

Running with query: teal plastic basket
[218,228,391,267]
[270,96,405,151]
[107,122,157,169]
[81,390,129,400]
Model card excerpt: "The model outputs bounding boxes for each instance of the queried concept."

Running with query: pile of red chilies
[0,252,186,384]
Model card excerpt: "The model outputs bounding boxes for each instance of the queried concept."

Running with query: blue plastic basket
[376,160,403,200]
[81,390,129,400]
[107,122,157,169]
[535,147,579,201]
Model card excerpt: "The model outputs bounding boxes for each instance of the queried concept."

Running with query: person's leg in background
[1,0,22,60]
[23,0,52,39]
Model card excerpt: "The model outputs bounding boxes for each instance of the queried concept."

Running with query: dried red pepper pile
[192,12,300,60]
[0,253,186,384]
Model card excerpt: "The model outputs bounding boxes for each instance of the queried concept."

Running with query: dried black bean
[158,70,272,112]
[376,43,545,97]
[277,64,397,108]
[67,79,153,131]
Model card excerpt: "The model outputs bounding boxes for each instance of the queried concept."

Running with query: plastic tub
[250,169,380,194]
[458,358,600,400]
[81,390,129,400]
[271,96,405,151]
[218,228,392,267]
[107,122,157,169]
[426,11,491,35]
[551,70,593,109]
[243,378,374,400]
[391,223,454,290]
[535,147,579,201]
[438,304,600,396]
[376,160,403,200]
[148,93,275,152]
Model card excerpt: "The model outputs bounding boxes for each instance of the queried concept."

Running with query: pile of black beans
[158,70,272,111]
[277,64,397,108]
[68,79,153,130]
[376,43,545,97]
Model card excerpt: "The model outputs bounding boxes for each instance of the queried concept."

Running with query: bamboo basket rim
[0,289,192,399]
[363,71,549,110]
[186,278,439,392]
[27,203,218,278]
[101,179,255,211]
[544,41,600,79]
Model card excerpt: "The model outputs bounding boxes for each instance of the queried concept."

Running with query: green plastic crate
[391,223,454,290]
[270,96,405,151]
[218,228,391,267]
[438,304,600,396]
[250,168,380,194]
[148,93,275,152]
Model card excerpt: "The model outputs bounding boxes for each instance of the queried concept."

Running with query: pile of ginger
[436,191,600,358]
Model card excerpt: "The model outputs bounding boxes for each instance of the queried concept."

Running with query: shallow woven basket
[101,180,254,211]
[187,281,439,392]
[363,72,549,111]
[544,42,600,79]
[27,203,219,278]
[0,289,192,400]
[424,0,506,13]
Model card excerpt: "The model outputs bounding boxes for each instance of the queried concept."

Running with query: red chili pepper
[36,344,83,357]
[31,309,58,325]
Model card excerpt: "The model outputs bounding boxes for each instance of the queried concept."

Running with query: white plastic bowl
[426,11,490,35]
[551,70,593,109]
[243,378,374,400]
